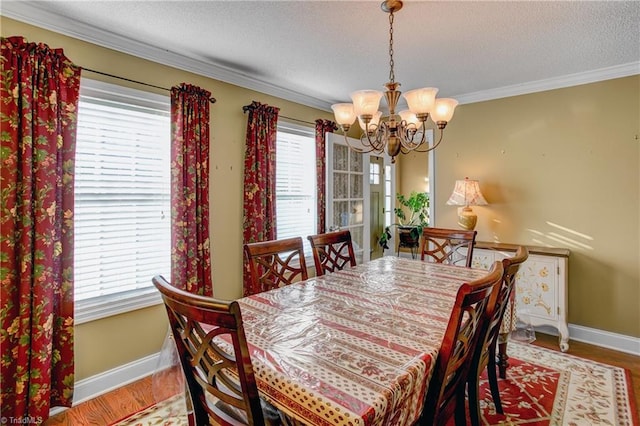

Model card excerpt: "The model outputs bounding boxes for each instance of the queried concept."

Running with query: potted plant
[378,191,430,250]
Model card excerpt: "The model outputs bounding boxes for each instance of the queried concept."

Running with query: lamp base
[457,206,477,231]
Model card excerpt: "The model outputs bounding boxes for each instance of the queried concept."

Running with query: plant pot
[398,226,420,248]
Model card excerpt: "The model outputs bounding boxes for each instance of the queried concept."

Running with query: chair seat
[205,391,281,425]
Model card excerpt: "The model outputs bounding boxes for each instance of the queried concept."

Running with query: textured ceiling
[3,1,639,111]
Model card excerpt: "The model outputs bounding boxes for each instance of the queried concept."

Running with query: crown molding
[455,62,640,105]
[4,2,639,111]
[1,2,332,111]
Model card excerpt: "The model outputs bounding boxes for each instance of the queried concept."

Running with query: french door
[325,133,373,264]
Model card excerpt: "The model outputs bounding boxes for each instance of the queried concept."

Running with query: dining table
[234,256,490,426]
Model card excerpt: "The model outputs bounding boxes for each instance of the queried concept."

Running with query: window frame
[275,121,317,263]
[74,78,170,324]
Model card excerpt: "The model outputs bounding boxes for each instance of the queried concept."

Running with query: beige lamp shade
[398,110,422,128]
[358,110,382,133]
[331,103,356,127]
[350,90,383,117]
[402,87,438,115]
[446,178,488,230]
[431,98,459,123]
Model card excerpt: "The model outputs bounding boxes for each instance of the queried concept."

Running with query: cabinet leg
[558,323,570,352]
[497,333,509,379]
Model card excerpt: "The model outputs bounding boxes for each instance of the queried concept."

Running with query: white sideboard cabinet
[472,242,570,351]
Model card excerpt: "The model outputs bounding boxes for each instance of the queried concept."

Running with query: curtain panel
[314,119,337,234]
[242,101,280,296]
[170,84,213,296]
[0,36,80,420]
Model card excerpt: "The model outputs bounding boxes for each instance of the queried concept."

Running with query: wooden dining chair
[152,275,281,426]
[307,230,357,276]
[467,246,529,426]
[419,261,504,426]
[419,227,477,267]
[243,237,308,294]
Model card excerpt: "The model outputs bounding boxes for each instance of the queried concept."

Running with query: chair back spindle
[307,230,357,276]
[420,227,477,267]
[244,237,308,295]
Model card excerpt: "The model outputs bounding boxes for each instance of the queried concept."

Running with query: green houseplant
[378,191,430,249]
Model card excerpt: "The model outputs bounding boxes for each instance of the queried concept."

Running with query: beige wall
[398,150,430,199]
[2,17,334,380]
[400,76,640,338]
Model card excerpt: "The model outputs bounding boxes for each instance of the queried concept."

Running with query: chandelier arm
[361,124,387,153]
[376,123,390,151]
[356,136,378,154]
[340,132,367,153]
[398,122,427,151]
[362,126,377,149]
[413,128,445,153]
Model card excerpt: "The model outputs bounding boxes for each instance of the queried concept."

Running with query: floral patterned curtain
[315,119,337,234]
[242,101,280,296]
[0,36,80,420]
[170,84,213,296]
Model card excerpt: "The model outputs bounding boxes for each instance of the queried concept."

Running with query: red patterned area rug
[479,342,637,425]
[111,342,637,425]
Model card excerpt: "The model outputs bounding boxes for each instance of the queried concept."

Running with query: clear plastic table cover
[237,256,488,426]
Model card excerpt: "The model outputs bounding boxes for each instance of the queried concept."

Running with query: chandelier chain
[388,11,395,83]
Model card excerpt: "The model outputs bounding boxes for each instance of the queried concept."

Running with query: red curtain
[242,101,280,296]
[170,84,213,296]
[0,36,80,420]
[315,119,337,234]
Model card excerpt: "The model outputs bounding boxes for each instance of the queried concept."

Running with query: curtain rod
[243,104,316,126]
[82,67,217,103]
[279,115,316,126]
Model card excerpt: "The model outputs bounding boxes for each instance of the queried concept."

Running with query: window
[384,165,392,227]
[74,79,171,323]
[275,123,317,255]
[369,162,380,185]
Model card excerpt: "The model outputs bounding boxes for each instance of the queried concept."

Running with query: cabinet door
[471,249,496,270]
[514,254,559,323]
[471,248,510,270]
[472,246,569,351]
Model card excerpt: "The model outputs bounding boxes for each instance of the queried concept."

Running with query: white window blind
[276,123,316,255]
[74,79,171,322]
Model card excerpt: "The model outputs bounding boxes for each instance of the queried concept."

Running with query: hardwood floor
[44,333,639,425]
[43,375,155,425]
[44,367,182,425]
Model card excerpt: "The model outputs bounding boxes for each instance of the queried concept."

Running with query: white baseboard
[50,351,168,416]
[535,324,640,356]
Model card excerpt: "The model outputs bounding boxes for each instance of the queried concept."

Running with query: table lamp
[446,177,488,230]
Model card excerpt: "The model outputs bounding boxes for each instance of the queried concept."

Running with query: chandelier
[331,0,458,163]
